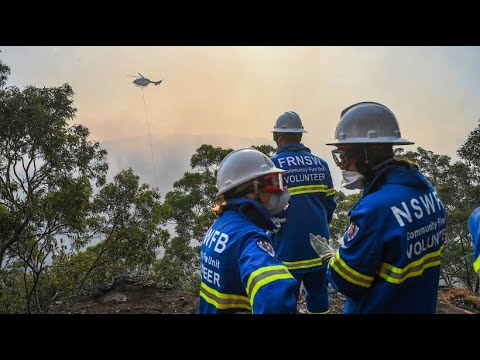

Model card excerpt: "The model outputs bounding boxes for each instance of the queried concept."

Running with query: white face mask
[265,188,291,216]
[341,171,365,190]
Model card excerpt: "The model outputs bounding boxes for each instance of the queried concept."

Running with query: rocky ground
[47,275,480,314]
[48,276,198,314]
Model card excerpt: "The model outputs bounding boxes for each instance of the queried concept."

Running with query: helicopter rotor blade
[138,73,145,78]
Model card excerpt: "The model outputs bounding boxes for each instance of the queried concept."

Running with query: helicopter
[129,73,162,87]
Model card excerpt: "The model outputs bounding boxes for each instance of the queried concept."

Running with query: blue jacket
[325,163,446,314]
[271,144,336,274]
[468,207,480,274]
[199,198,298,314]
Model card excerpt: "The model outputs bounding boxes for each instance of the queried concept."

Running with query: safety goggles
[256,173,285,193]
[331,148,356,170]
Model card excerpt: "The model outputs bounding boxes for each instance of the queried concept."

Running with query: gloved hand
[309,233,336,263]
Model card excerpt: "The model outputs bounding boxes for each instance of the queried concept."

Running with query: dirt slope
[47,276,480,314]
[48,277,198,314]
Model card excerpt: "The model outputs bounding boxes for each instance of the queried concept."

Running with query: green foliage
[0,63,108,269]
[0,55,10,89]
[0,258,26,313]
[75,168,168,294]
[190,144,232,174]
[458,121,480,172]
[329,190,361,242]
[0,57,110,312]
[154,238,200,293]
[159,144,233,291]
[252,144,276,157]
[19,169,170,305]
[40,248,94,302]
[0,58,168,311]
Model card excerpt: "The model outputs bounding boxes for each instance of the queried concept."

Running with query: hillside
[47,276,480,314]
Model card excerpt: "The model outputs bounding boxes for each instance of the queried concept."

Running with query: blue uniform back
[327,164,446,313]
[271,144,336,274]
[199,198,298,314]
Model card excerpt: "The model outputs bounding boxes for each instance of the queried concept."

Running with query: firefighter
[310,101,447,313]
[468,207,480,278]
[199,147,298,314]
[270,111,336,314]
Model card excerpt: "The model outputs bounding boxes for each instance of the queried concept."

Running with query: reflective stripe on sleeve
[288,184,335,196]
[329,251,374,288]
[282,257,323,271]
[474,254,480,273]
[246,265,294,306]
[379,245,444,284]
[307,309,330,314]
[200,282,251,311]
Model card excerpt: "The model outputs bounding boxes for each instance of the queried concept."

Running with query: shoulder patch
[257,239,275,257]
[345,220,360,242]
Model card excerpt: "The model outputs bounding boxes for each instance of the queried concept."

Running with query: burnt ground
[47,276,480,314]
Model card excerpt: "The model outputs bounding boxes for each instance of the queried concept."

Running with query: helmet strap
[252,179,260,194]
[371,156,395,171]
[358,145,395,182]
[273,133,283,145]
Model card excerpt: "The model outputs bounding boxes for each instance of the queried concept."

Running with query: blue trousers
[293,269,329,314]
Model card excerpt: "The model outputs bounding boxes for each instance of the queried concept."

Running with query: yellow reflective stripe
[326,188,336,196]
[200,282,251,310]
[379,245,444,284]
[290,184,327,191]
[474,254,480,273]
[330,251,374,288]
[250,273,294,307]
[307,309,330,314]
[246,265,294,306]
[283,257,323,270]
[289,184,334,196]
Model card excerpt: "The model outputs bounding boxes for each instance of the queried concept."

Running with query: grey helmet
[216,148,284,196]
[326,102,414,145]
[272,111,308,133]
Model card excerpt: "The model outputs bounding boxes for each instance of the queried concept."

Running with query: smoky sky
[2,46,480,196]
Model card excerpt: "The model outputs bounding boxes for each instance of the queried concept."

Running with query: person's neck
[277,139,288,147]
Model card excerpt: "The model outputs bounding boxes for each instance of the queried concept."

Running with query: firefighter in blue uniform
[468,207,480,278]
[199,148,298,314]
[310,102,447,313]
[270,112,336,314]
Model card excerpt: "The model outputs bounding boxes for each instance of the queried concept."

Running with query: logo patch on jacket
[257,239,275,257]
[345,220,359,242]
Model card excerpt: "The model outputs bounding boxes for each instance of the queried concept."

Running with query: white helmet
[216,148,285,196]
[326,102,414,145]
[272,111,308,133]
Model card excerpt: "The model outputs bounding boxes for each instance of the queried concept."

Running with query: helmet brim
[272,129,308,133]
[326,137,414,146]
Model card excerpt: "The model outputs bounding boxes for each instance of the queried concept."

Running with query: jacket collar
[225,198,276,231]
[363,163,430,197]
[276,143,311,154]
